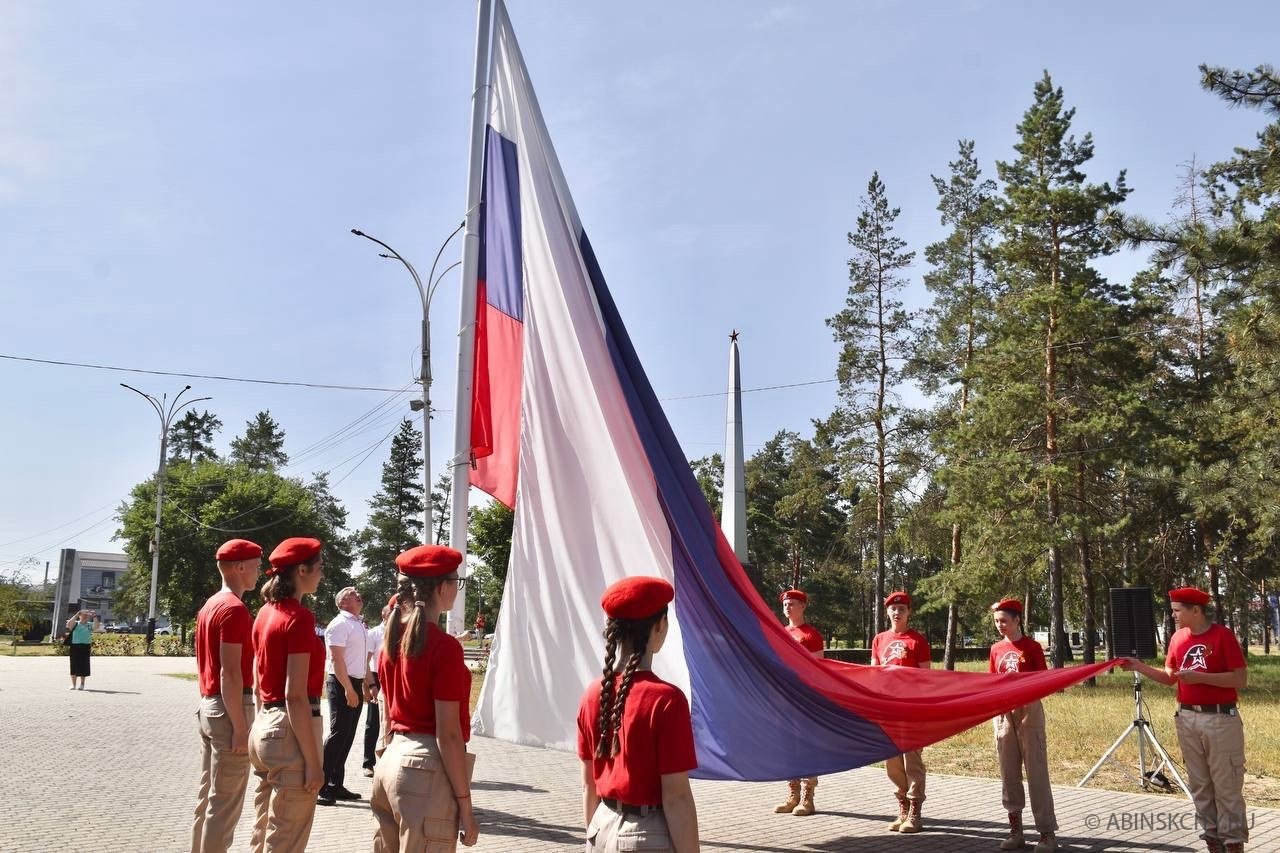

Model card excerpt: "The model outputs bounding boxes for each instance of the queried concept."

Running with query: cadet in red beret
[247,537,326,853]
[577,576,699,852]
[989,599,1057,852]
[370,544,479,850]
[772,588,825,817]
[871,591,931,833]
[190,539,262,853]
[1122,588,1249,852]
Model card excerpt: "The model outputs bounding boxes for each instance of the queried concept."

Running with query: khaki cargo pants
[586,800,672,853]
[1175,707,1248,845]
[191,694,255,853]
[993,699,1057,833]
[371,731,476,852]
[247,705,323,853]
[885,749,926,801]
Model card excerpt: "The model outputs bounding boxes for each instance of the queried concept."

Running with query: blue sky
[2,1,1275,581]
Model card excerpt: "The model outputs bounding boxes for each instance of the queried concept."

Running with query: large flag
[470,1,1112,781]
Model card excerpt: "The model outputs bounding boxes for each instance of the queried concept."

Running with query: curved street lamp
[352,225,464,545]
[121,383,210,650]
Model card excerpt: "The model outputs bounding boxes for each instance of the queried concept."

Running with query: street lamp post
[121,383,210,651]
[352,225,463,545]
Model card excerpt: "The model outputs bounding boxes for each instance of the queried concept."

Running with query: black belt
[199,688,255,698]
[602,797,662,817]
[264,697,321,709]
[1180,702,1237,714]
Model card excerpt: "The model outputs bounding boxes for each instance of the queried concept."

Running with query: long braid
[595,624,620,759]
[593,607,667,760]
[609,648,644,757]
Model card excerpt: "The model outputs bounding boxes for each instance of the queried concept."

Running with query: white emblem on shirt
[1180,643,1209,671]
[884,640,908,663]
[996,650,1023,674]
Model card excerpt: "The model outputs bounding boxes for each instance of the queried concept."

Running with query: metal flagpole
[446,0,495,635]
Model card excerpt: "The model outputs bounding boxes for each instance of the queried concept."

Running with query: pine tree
[353,420,426,605]
[229,411,289,471]
[988,72,1131,666]
[168,410,222,464]
[913,139,998,668]
[827,172,916,634]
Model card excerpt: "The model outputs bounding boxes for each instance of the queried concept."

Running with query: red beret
[780,589,808,604]
[266,537,323,575]
[884,591,911,608]
[991,598,1023,614]
[395,544,463,578]
[1169,587,1211,607]
[601,576,674,620]
[215,539,262,561]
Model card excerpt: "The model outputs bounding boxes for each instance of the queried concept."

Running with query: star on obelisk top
[721,331,748,563]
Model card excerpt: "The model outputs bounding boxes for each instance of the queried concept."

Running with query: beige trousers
[993,699,1057,833]
[247,705,323,853]
[371,731,476,853]
[1175,708,1248,844]
[885,749,926,802]
[191,695,255,853]
[586,800,672,853]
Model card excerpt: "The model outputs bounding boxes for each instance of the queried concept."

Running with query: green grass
[923,656,1280,808]
[162,672,199,681]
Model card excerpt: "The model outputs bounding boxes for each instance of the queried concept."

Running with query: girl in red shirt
[577,577,699,853]
[370,544,479,851]
[248,537,326,853]
[989,599,1057,853]
[775,589,823,817]
[871,591,931,832]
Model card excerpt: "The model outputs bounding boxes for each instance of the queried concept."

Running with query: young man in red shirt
[191,538,262,853]
[774,589,824,817]
[871,591,931,833]
[1122,587,1249,853]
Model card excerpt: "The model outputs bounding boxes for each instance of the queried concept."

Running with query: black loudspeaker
[1110,587,1157,659]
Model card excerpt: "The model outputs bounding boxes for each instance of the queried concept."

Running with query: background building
[53,549,127,628]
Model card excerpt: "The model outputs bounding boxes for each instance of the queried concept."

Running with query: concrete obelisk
[721,331,751,576]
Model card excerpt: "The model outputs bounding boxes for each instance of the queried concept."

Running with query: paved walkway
[1,655,1275,852]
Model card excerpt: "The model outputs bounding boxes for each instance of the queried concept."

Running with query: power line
[0,353,410,393]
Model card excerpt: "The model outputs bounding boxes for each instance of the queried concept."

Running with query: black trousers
[322,674,363,790]
[363,693,381,769]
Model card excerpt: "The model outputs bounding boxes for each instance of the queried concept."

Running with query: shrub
[52,634,194,656]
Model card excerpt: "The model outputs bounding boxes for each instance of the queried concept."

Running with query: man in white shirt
[318,586,366,806]
[361,604,391,777]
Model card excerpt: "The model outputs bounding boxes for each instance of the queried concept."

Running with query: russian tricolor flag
[471,1,1112,781]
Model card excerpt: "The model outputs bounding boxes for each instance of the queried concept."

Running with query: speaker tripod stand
[1077,673,1191,800]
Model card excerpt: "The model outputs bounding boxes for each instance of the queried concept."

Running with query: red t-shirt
[576,671,698,807]
[1166,623,1247,705]
[989,635,1047,674]
[872,629,931,668]
[786,623,824,654]
[252,598,324,703]
[380,623,472,741]
[195,590,253,697]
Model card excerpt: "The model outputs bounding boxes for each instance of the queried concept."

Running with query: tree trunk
[873,259,889,637]
[1045,289,1066,668]
[1201,521,1222,621]
[1075,457,1096,685]
[943,600,959,671]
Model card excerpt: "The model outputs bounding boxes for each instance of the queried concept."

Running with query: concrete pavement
[1,655,1275,852]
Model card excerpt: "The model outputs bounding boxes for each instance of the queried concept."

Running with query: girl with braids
[370,544,479,851]
[248,537,327,853]
[576,577,700,852]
